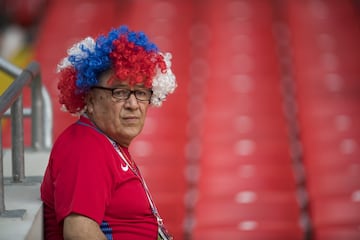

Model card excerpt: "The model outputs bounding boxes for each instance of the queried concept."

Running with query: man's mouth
[123,116,139,123]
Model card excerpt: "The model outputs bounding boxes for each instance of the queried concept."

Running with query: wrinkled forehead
[98,70,148,89]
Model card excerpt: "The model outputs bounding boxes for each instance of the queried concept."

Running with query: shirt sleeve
[52,127,116,225]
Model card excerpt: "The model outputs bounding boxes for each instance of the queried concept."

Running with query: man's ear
[85,92,95,114]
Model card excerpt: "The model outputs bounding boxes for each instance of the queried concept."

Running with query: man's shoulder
[53,119,108,150]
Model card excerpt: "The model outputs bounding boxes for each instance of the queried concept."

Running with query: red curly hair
[58,67,86,113]
[109,36,166,87]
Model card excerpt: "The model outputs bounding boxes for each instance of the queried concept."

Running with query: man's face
[86,71,151,147]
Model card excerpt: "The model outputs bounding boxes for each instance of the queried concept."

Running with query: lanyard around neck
[108,138,164,226]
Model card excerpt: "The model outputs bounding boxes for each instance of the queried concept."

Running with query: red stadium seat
[193,227,304,240]
[310,197,360,228]
[313,226,360,240]
[194,199,302,228]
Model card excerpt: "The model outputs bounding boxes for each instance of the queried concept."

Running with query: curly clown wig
[56,25,177,114]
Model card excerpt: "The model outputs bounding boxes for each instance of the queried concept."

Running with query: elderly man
[41,25,176,240]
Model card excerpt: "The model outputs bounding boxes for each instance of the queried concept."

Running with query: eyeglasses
[91,86,153,101]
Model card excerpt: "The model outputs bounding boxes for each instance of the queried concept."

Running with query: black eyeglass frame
[91,86,153,102]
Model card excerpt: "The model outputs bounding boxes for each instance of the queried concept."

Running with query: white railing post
[11,96,25,182]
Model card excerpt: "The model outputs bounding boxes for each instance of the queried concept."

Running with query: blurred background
[1,0,360,239]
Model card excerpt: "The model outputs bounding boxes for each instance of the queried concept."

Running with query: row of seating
[191,1,305,239]
[285,1,360,239]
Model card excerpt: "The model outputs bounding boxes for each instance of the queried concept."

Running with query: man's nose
[124,93,139,108]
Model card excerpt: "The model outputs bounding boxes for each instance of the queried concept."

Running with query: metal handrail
[0,57,50,215]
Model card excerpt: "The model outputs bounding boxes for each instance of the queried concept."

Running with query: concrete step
[0,149,49,240]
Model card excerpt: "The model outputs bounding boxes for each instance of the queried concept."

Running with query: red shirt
[41,116,158,239]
